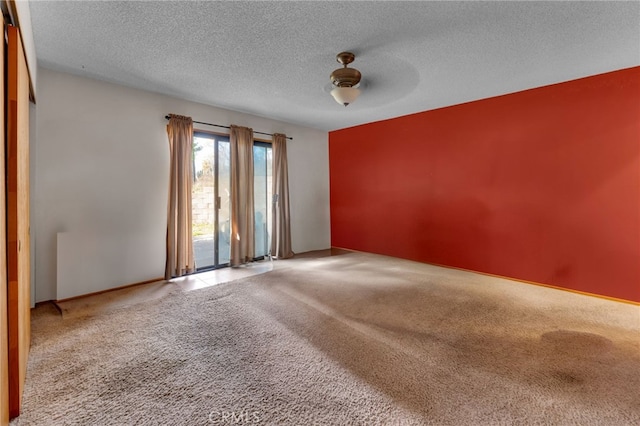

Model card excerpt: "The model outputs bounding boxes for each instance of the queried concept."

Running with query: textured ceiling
[29,1,640,132]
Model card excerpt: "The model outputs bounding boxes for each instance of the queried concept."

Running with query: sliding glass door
[254,143,273,258]
[192,133,230,269]
[192,134,272,270]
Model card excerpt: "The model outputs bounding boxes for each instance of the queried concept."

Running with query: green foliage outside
[193,222,214,237]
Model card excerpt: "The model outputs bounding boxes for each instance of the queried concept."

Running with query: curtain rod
[164,115,293,140]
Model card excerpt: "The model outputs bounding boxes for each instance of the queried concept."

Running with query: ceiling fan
[330,52,362,107]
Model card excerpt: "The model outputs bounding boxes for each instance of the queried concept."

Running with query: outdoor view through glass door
[254,143,273,259]
[192,133,231,269]
[192,134,272,270]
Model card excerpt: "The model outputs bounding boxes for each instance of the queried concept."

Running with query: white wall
[34,67,330,302]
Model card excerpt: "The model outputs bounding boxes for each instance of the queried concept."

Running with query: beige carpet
[12,251,640,425]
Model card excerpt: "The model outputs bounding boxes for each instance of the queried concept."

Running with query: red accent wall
[329,67,640,303]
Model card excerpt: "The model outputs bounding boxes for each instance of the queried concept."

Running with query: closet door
[6,24,30,419]
[0,17,9,426]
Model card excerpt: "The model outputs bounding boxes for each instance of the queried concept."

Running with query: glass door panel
[253,143,272,258]
[192,136,216,269]
[217,140,231,265]
[192,134,231,270]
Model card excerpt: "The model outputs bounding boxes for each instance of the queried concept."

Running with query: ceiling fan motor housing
[331,52,361,88]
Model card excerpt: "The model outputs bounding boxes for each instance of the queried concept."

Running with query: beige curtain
[165,114,195,279]
[271,133,294,259]
[230,125,255,266]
